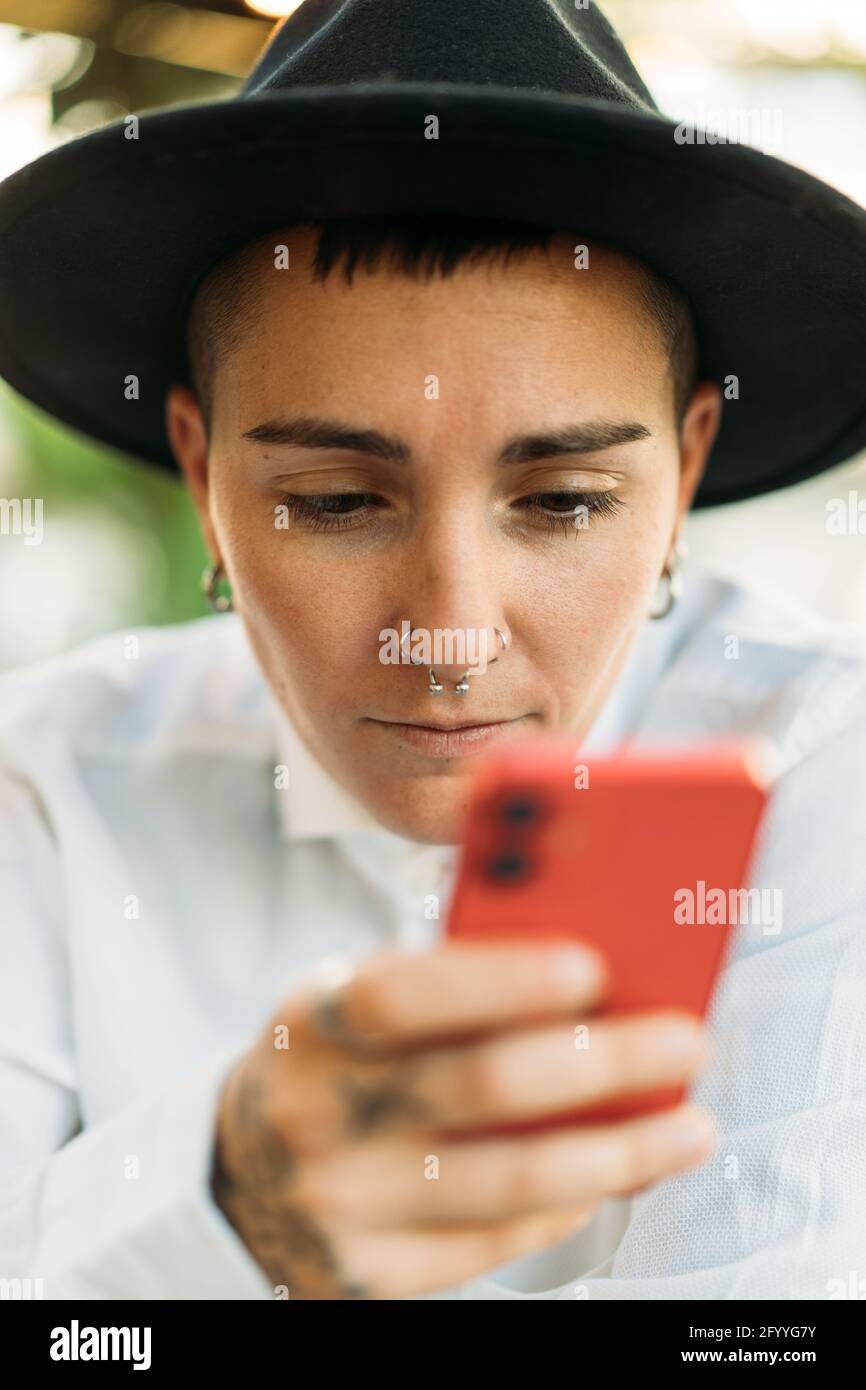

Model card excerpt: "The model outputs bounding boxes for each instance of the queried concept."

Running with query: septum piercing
[399,626,509,695]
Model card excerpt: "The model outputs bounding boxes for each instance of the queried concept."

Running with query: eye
[273,487,623,536]
[514,489,624,535]
[275,492,383,532]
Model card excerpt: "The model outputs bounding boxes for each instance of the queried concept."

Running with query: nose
[399,622,509,685]
[394,519,510,685]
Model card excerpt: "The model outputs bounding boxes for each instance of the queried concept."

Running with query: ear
[165,384,220,560]
[676,380,724,520]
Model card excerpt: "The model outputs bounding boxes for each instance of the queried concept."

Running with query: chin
[366,780,471,845]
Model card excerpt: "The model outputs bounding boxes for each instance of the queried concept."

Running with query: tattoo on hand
[337,1057,436,1135]
[211,1064,372,1299]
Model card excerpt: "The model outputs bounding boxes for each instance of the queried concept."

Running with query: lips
[386,719,509,731]
[366,715,532,759]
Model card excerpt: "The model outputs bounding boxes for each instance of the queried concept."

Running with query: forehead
[220,224,657,337]
[201,224,670,432]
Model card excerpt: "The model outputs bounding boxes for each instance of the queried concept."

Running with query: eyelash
[275,489,624,535]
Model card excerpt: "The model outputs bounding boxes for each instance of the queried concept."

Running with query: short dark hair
[185,214,699,435]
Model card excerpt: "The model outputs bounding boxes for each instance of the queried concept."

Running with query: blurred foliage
[2,382,210,629]
[0,3,259,651]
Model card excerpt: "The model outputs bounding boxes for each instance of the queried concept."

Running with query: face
[168,226,721,845]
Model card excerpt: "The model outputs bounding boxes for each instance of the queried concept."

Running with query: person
[1,0,865,1301]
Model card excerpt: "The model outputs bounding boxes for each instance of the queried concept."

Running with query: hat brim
[2,82,865,507]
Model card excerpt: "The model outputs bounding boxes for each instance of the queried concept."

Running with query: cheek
[516,517,664,664]
[224,525,384,686]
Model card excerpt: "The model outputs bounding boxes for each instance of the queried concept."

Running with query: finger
[292,1102,716,1228]
[407,1008,708,1131]
[289,942,610,1049]
[330,1202,604,1299]
[270,1008,707,1151]
[422,1101,717,1219]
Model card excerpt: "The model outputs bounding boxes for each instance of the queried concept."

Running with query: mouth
[384,717,510,731]
[365,714,533,759]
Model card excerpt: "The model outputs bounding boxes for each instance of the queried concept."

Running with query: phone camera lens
[486,850,532,883]
[499,793,543,826]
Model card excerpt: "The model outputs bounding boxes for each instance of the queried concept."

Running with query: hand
[210,943,716,1299]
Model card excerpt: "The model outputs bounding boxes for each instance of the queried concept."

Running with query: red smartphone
[445,735,771,1134]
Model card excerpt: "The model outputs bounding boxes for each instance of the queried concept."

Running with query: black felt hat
[1,0,865,506]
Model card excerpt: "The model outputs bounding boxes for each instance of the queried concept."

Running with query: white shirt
[2,567,866,1300]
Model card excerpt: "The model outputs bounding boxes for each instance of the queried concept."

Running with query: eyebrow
[241,416,651,464]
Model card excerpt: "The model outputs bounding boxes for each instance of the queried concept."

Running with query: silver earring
[649,539,687,620]
[202,561,233,612]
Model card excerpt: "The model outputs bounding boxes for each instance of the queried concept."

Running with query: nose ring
[400,626,424,666]
[428,627,509,696]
